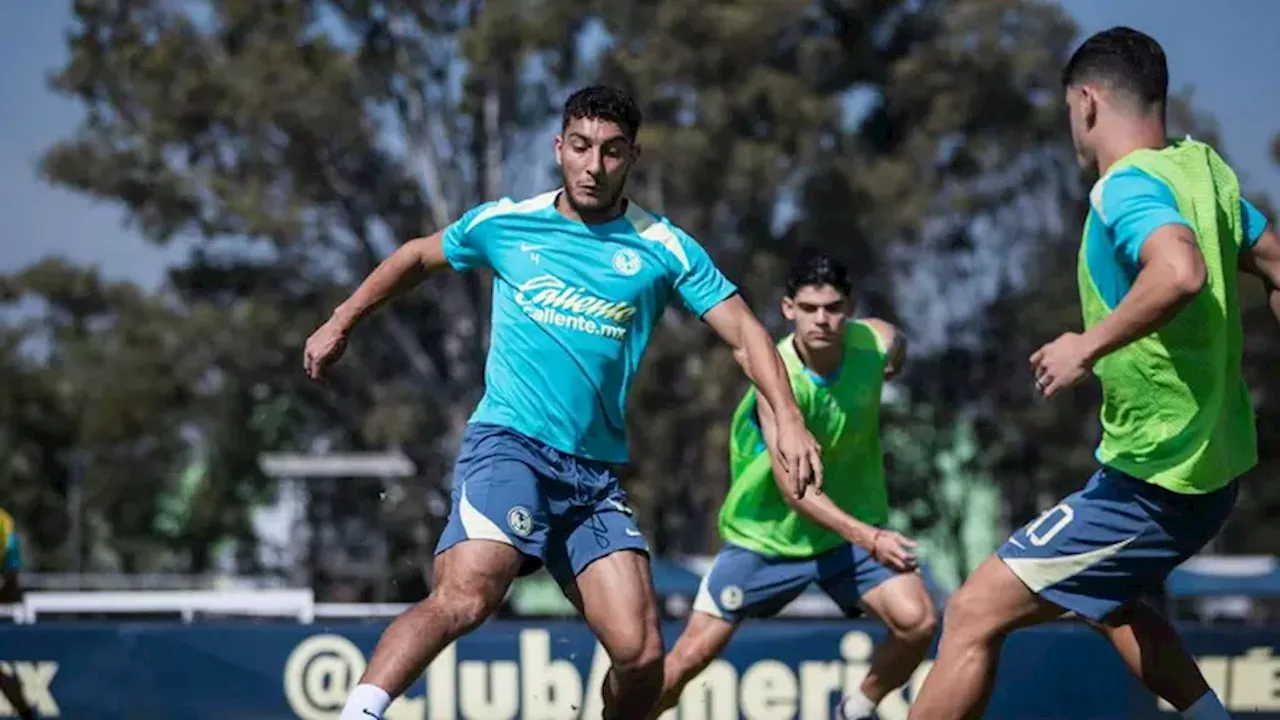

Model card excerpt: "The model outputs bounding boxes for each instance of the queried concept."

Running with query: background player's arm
[704,296,824,496]
[860,318,908,379]
[753,393,917,571]
[1240,223,1280,324]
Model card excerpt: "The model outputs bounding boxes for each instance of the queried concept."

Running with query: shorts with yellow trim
[996,467,1236,621]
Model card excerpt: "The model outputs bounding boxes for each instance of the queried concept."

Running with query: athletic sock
[338,683,392,720]
[1181,690,1231,720]
[837,689,877,719]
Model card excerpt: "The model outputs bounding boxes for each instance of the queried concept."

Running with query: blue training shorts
[996,466,1238,621]
[693,541,899,623]
[435,423,648,587]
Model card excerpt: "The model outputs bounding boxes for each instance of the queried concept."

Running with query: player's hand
[1030,332,1095,398]
[303,317,350,380]
[870,529,919,572]
[774,415,824,499]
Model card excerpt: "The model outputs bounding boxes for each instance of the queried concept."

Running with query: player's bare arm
[304,231,449,380]
[703,295,824,497]
[1032,225,1205,398]
[1241,224,1280,323]
[860,318,908,379]
[752,391,918,571]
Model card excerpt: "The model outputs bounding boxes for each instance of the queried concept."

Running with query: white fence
[0,589,413,624]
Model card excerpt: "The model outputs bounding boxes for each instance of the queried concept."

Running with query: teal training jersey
[719,321,890,558]
[443,190,737,463]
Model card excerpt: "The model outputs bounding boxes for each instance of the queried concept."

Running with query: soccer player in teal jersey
[649,252,936,720]
[303,86,824,720]
[910,28,1280,720]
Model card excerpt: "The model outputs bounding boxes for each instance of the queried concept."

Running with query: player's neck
[1094,123,1168,175]
[793,337,843,380]
[556,191,627,225]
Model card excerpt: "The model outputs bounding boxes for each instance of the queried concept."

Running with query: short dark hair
[786,249,852,298]
[562,85,642,142]
[1062,27,1168,113]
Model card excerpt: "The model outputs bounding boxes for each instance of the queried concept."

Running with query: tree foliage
[3,0,1276,597]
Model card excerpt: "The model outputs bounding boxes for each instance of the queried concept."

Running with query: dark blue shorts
[435,423,648,588]
[996,467,1238,621]
[692,542,899,623]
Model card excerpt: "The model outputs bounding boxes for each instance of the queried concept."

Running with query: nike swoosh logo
[362,710,380,719]
[625,529,643,537]
[520,243,545,252]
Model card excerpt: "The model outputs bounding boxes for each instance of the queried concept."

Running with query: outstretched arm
[304,233,450,379]
[334,233,450,330]
[703,295,824,497]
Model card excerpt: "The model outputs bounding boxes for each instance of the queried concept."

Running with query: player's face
[1065,85,1098,169]
[783,284,850,350]
[555,117,639,217]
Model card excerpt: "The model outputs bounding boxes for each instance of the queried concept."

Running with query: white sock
[339,683,392,720]
[837,690,877,719]
[1181,691,1231,720]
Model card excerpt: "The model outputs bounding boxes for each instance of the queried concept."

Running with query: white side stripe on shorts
[692,568,724,618]
[1002,536,1137,592]
[459,486,514,545]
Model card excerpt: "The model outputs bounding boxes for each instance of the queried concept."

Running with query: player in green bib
[910,28,1280,720]
[650,251,937,720]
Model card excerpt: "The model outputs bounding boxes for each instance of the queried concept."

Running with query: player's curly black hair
[1062,26,1168,114]
[562,85,643,142]
[786,248,852,298]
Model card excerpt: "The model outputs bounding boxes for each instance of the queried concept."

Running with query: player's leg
[648,611,737,718]
[557,545,662,720]
[341,541,524,719]
[1083,479,1239,718]
[817,544,937,719]
[647,544,810,717]
[911,469,1237,720]
[1086,602,1216,714]
[338,424,552,720]
[543,462,662,720]
[906,554,1065,720]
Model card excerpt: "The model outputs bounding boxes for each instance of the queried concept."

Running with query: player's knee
[890,598,938,646]
[425,585,501,634]
[608,624,664,676]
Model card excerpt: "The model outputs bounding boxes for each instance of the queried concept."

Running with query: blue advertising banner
[0,620,1277,719]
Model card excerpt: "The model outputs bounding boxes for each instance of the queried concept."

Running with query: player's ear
[630,141,642,164]
[1081,87,1099,131]
[553,134,564,167]
[781,296,796,321]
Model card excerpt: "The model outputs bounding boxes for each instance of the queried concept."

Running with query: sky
[0,1,1277,290]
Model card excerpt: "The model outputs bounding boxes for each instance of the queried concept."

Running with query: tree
[592,0,1084,555]
[28,0,1280,595]
[37,0,585,595]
